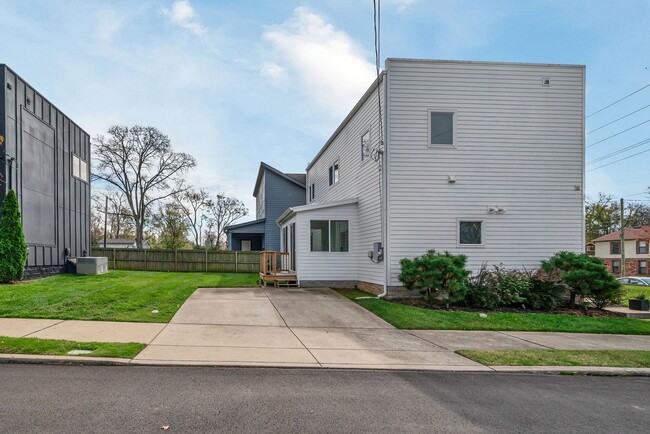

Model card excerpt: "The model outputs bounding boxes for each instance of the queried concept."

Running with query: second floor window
[610,241,620,255]
[72,154,89,182]
[638,240,648,254]
[308,183,315,202]
[328,161,339,186]
[361,130,371,161]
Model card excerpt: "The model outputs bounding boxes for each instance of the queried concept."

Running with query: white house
[276,58,585,296]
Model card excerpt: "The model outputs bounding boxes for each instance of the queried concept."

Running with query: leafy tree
[399,250,469,306]
[151,202,189,250]
[93,126,196,248]
[204,194,248,250]
[0,190,28,283]
[542,251,622,308]
[585,193,650,241]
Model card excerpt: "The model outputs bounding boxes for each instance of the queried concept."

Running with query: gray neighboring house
[226,162,305,251]
[277,58,585,296]
[0,65,90,278]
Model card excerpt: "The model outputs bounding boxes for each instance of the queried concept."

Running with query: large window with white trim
[310,220,349,252]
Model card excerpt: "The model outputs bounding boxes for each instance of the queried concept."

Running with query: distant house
[0,65,90,278]
[225,162,305,251]
[102,238,150,249]
[274,58,585,296]
[592,226,650,276]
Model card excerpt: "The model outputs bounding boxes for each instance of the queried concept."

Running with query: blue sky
[1,0,649,218]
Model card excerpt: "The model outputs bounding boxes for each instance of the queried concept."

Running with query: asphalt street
[0,364,647,433]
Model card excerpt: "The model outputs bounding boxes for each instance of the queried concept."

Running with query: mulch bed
[390,298,623,318]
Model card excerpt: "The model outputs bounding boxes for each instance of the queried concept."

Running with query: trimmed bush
[542,251,623,308]
[399,250,469,306]
[465,264,527,309]
[0,190,28,283]
[522,268,567,311]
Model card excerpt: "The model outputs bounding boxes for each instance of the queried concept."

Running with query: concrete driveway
[133,287,486,370]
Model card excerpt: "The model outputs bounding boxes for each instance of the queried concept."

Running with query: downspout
[379,65,389,298]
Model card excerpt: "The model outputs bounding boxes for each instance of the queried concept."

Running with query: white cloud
[263,7,376,117]
[260,61,289,85]
[162,0,206,35]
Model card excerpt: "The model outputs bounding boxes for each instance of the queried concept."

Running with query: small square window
[610,241,620,255]
[429,111,454,146]
[459,221,482,245]
[639,260,647,275]
[637,240,648,254]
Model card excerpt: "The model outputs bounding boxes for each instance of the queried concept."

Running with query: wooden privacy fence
[91,248,260,273]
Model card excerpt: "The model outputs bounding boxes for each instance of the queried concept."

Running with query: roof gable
[253,162,306,196]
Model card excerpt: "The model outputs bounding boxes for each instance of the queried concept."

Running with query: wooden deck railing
[259,251,297,286]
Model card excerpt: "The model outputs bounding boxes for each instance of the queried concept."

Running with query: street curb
[0,354,132,366]
[2,354,650,376]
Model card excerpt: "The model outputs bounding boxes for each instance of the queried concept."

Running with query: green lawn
[457,349,650,368]
[0,336,145,359]
[0,271,258,323]
[622,285,650,305]
[337,289,650,335]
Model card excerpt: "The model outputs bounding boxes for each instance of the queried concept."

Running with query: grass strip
[336,289,650,335]
[457,349,650,368]
[0,336,145,359]
[0,270,258,323]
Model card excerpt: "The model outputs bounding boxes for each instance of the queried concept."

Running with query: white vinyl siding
[386,59,585,286]
[291,203,358,281]
[305,82,385,286]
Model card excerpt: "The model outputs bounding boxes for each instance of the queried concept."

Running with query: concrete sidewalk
[1,287,649,371]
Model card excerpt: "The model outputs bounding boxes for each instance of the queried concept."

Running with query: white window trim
[309,219,350,253]
[457,218,485,248]
[428,109,457,148]
[361,128,371,164]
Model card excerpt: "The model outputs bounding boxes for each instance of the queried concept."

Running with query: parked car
[617,277,650,286]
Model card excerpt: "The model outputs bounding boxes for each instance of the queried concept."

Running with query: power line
[587,104,650,135]
[587,137,650,165]
[586,119,650,148]
[587,83,650,118]
[587,146,650,172]
[623,191,649,198]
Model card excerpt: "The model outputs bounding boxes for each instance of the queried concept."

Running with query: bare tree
[93,126,196,248]
[204,194,248,250]
[174,188,212,248]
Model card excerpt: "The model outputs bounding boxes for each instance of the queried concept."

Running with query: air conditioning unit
[76,257,109,275]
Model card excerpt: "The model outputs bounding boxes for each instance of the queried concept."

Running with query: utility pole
[620,198,625,277]
[103,195,109,248]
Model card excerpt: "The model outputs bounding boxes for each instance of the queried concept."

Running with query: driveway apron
[133,287,486,370]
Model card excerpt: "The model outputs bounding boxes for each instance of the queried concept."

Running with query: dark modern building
[226,162,305,251]
[0,65,90,278]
